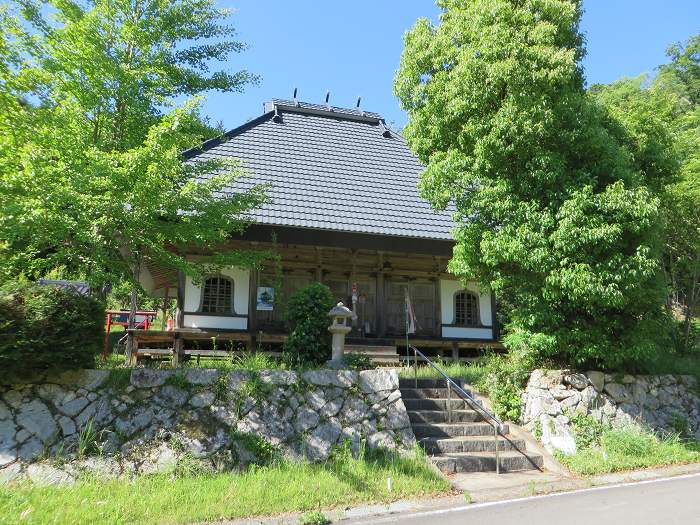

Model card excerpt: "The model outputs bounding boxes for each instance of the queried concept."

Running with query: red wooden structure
[102,310,158,359]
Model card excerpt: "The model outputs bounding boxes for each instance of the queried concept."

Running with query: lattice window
[201,276,233,314]
[455,291,479,326]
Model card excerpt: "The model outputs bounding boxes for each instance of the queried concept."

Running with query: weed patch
[558,420,700,475]
[299,511,331,525]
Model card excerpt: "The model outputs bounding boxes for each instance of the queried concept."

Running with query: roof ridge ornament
[379,120,392,138]
[325,90,332,111]
[273,105,282,123]
[356,96,365,117]
[293,87,299,107]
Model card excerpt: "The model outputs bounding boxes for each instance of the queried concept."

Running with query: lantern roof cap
[328,302,352,317]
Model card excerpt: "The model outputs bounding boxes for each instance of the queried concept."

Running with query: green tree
[657,34,700,107]
[395,0,669,370]
[654,35,700,350]
[0,1,267,348]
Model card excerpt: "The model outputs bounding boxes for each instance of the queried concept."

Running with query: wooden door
[384,279,436,336]
[353,278,376,336]
[323,275,349,305]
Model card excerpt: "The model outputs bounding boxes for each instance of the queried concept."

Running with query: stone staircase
[400,378,544,474]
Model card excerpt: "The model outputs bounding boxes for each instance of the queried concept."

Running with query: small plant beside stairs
[400,378,544,474]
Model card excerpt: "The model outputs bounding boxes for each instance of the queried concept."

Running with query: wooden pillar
[377,252,386,338]
[490,290,499,341]
[173,270,186,367]
[127,332,139,367]
[175,270,185,329]
[248,268,258,352]
[315,247,323,282]
[160,288,169,331]
[433,275,441,338]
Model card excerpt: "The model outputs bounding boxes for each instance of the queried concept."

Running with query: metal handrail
[408,345,504,474]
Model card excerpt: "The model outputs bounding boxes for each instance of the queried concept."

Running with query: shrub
[475,350,533,422]
[0,280,104,374]
[342,352,373,371]
[283,282,334,366]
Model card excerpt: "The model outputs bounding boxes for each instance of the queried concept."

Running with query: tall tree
[0,1,267,347]
[395,0,669,370]
[656,35,700,350]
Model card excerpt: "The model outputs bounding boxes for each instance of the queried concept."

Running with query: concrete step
[408,410,484,424]
[431,451,544,474]
[412,422,509,438]
[345,345,397,356]
[364,356,400,364]
[419,435,527,454]
[399,378,452,389]
[399,387,473,399]
[403,398,478,411]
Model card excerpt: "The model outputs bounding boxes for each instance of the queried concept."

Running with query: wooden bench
[126,329,254,365]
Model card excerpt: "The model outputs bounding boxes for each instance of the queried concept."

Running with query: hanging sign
[256,287,274,311]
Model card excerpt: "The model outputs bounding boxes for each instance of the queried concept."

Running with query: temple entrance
[384,278,437,337]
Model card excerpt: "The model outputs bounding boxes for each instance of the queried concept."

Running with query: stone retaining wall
[521,369,700,455]
[0,368,413,484]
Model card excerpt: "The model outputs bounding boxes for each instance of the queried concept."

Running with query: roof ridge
[267,98,384,122]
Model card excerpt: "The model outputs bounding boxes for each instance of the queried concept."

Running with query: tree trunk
[684,274,699,352]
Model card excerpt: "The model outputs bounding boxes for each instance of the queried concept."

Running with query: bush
[474,346,535,422]
[0,280,105,374]
[342,352,373,371]
[283,282,334,366]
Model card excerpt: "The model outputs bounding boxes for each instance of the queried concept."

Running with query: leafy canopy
[395,0,671,369]
[0,0,267,288]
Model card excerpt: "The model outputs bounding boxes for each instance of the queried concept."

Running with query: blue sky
[202,1,700,130]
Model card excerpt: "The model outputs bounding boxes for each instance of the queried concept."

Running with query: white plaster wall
[183,314,247,330]
[442,326,494,339]
[183,266,250,330]
[439,280,492,326]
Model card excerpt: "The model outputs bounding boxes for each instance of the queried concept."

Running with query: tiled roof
[185,99,455,240]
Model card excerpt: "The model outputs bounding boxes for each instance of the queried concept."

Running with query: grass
[558,418,700,476]
[644,350,700,387]
[397,360,487,385]
[0,447,449,525]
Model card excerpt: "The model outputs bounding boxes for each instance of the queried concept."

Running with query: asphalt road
[346,473,700,525]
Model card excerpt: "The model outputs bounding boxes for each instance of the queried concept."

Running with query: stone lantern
[327,302,353,368]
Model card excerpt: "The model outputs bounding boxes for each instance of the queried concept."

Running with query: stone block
[259,370,298,385]
[563,373,588,390]
[586,371,605,392]
[358,369,399,393]
[130,369,171,389]
[16,399,58,444]
[54,370,109,391]
[190,392,215,408]
[183,369,220,385]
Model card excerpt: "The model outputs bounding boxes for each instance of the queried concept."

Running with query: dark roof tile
[187,100,454,240]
